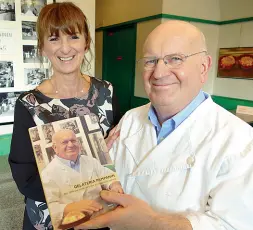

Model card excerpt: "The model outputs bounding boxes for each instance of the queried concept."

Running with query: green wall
[212,95,253,110]
[0,134,12,156]
[131,96,150,108]
[0,95,252,156]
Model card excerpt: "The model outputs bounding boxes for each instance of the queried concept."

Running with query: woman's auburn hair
[36,2,91,55]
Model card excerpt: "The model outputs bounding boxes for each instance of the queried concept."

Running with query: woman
[9,2,120,230]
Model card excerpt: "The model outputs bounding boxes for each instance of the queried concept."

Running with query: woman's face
[42,30,87,76]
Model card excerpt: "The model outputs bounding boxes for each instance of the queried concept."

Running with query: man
[77,20,253,230]
[41,129,123,227]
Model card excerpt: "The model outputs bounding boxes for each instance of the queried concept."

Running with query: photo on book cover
[29,115,123,230]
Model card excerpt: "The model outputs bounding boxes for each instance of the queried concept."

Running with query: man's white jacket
[110,97,253,230]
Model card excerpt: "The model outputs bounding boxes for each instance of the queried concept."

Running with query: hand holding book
[64,200,103,216]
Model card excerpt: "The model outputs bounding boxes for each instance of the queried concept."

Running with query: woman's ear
[84,46,89,53]
[84,40,91,53]
[41,50,46,57]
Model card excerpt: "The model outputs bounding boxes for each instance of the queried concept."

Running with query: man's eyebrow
[143,53,183,58]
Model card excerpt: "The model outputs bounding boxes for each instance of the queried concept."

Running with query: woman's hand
[105,126,120,151]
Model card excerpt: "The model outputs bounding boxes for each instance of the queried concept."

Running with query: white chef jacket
[110,96,253,230]
[41,155,115,228]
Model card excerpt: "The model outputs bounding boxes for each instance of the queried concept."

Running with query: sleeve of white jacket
[41,171,67,228]
[186,149,253,230]
[92,157,116,190]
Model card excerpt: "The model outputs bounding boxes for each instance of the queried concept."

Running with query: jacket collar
[123,96,215,175]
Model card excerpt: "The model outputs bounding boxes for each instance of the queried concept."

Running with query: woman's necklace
[50,77,84,98]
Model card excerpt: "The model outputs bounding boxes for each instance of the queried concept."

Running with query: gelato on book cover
[29,114,123,229]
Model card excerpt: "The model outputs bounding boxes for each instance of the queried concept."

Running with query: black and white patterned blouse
[21,77,118,136]
[9,77,120,230]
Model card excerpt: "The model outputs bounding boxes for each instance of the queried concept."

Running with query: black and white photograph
[86,113,101,131]
[0,61,14,88]
[22,21,37,40]
[59,120,80,134]
[23,45,42,63]
[42,123,55,144]
[34,144,43,163]
[0,91,23,121]
[0,0,15,21]
[89,132,112,165]
[77,136,87,156]
[33,144,46,169]
[24,68,49,86]
[90,113,98,124]
[21,0,46,17]
[30,127,40,142]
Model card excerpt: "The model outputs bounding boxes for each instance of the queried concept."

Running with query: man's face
[142,34,208,110]
[53,130,80,161]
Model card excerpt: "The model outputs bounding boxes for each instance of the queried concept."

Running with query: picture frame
[217,47,253,80]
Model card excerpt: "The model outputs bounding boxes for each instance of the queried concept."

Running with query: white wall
[0,125,13,135]
[96,0,163,28]
[162,0,220,21]
[190,22,219,94]
[220,0,253,20]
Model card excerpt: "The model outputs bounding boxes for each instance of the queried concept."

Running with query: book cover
[29,114,122,229]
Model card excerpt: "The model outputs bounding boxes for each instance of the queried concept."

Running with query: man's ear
[52,143,57,153]
[200,55,212,83]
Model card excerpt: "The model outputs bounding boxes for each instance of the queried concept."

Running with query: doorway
[102,24,136,116]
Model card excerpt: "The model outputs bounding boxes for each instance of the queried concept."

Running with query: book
[29,114,122,230]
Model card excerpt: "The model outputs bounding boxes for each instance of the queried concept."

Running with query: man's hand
[109,181,124,194]
[75,191,157,230]
[105,126,120,150]
[64,200,103,216]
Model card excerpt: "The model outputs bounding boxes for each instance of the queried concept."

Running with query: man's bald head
[52,129,76,144]
[144,20,207,55]
[52,129,80,161]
